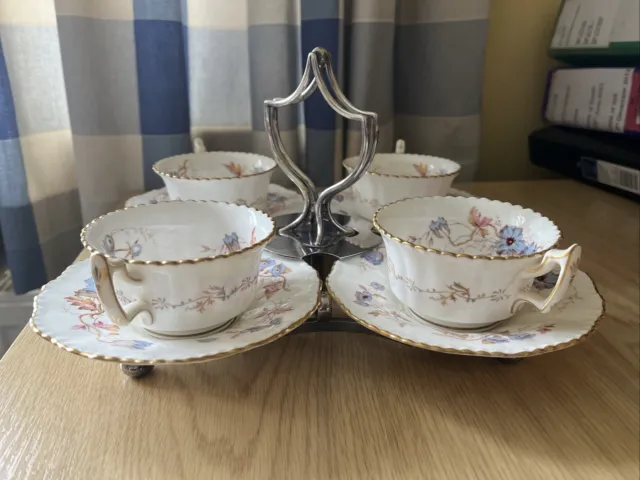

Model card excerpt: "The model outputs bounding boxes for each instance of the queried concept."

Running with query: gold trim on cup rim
[326,262,605,358]
[152,151,278,181]
[80,200,276,266]
[343,154,461,179]
[372,196,563,261]
[29,261,322,365]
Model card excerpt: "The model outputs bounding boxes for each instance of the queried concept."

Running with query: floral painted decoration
[201,228,257,255]
[388,260,511,306]
[224,162,244,177]
[175,159,189,177]
[150,276,258,313]
[266,192,288,214]
[413,163,430,177]
[223,162,265,177]
[409,206,539,257]
[65,278,153,350]
[223,232,242,252]
[350,278,565,345]
[65,255,296,349]
[101,227,155,259]
[359,247,385,270]
[353,282,414,327]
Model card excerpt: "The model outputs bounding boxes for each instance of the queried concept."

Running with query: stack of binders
[531,0,640,200]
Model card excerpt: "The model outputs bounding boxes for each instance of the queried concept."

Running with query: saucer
[125,185,471,218]
[30,253,321,364]
[327,247,605,357]
[125,184,304,217]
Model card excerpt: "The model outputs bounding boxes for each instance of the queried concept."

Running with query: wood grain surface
[0,180,638,480]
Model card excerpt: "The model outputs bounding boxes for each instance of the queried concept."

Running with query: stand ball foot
[120,364,154,378]
[497,358,523,364]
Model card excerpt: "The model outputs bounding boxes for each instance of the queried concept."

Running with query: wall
[477,0,563,181]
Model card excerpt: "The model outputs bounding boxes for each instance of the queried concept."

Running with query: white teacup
[82,201,275,336]
[374,196,581,330]
[343,153,461,221]
[153,152,277,209]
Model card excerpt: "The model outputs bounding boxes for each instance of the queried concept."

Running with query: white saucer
[327,247,605,357]
[125,184,304,217]
[125,185,471,218]
[30,253,320,364]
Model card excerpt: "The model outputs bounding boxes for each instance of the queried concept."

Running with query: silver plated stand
[264,47,382,261]
[119,47,520,378]
[262,46,382,336]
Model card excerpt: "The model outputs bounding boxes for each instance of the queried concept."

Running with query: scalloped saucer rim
[326,247,605,358]
[30,253,321,365]
[125,185,471,215]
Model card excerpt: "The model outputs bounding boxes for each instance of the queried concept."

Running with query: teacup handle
[193,137,206,153]
[511,244,581,314]
[90,253,153,326]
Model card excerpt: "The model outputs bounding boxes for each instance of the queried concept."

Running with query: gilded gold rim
[373,196,563,261]
[153,151,277,181]
[326,261,606,358]
[343,154,461,179]
[80,200,276,266]
[29,261,322,365]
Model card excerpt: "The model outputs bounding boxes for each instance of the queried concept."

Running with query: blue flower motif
[355,290,373,306]
[270,263,287,276]
[370,282,385,291]
[84,278,97,293]
[223,232,241,252]
[519,242,538,255]
[260,258,277,271]
[429,217,450,238]
[495,225,527,256]
[507,333,536,341]
[131,340,153,350]
[269,317,283,326]
[361,249,384,265]
[130,242,142,258]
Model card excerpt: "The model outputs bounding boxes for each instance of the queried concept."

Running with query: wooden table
[0,180,638,479]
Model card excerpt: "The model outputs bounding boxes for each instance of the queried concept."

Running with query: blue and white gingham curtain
[0,0,488,294]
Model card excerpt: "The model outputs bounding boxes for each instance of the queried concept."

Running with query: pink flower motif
[468,207,494,237]
[263,283,281,299]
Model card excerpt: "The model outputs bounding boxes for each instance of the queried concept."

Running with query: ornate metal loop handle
[264,47,379,246]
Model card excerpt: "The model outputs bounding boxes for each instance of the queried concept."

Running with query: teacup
[373,196,581,330]
[343,153,461,221]
[153,152,278,209]
[82,201,275,336]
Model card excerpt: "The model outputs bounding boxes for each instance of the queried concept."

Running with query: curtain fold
[0,0,488,294]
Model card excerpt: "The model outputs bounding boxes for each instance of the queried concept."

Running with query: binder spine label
[551,0,620,49]
[580,156,640,194]
[545,68,636,133]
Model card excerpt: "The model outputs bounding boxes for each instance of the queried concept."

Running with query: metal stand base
[265,213,381,260]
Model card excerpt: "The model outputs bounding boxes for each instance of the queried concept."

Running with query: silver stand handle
[264,47,381,259]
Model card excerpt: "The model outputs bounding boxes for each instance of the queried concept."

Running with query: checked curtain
[0,0,488,294]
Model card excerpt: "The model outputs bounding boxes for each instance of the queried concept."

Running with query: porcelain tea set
[30,48,604,378]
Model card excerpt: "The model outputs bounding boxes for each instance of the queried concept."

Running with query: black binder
[528,126,640,201]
